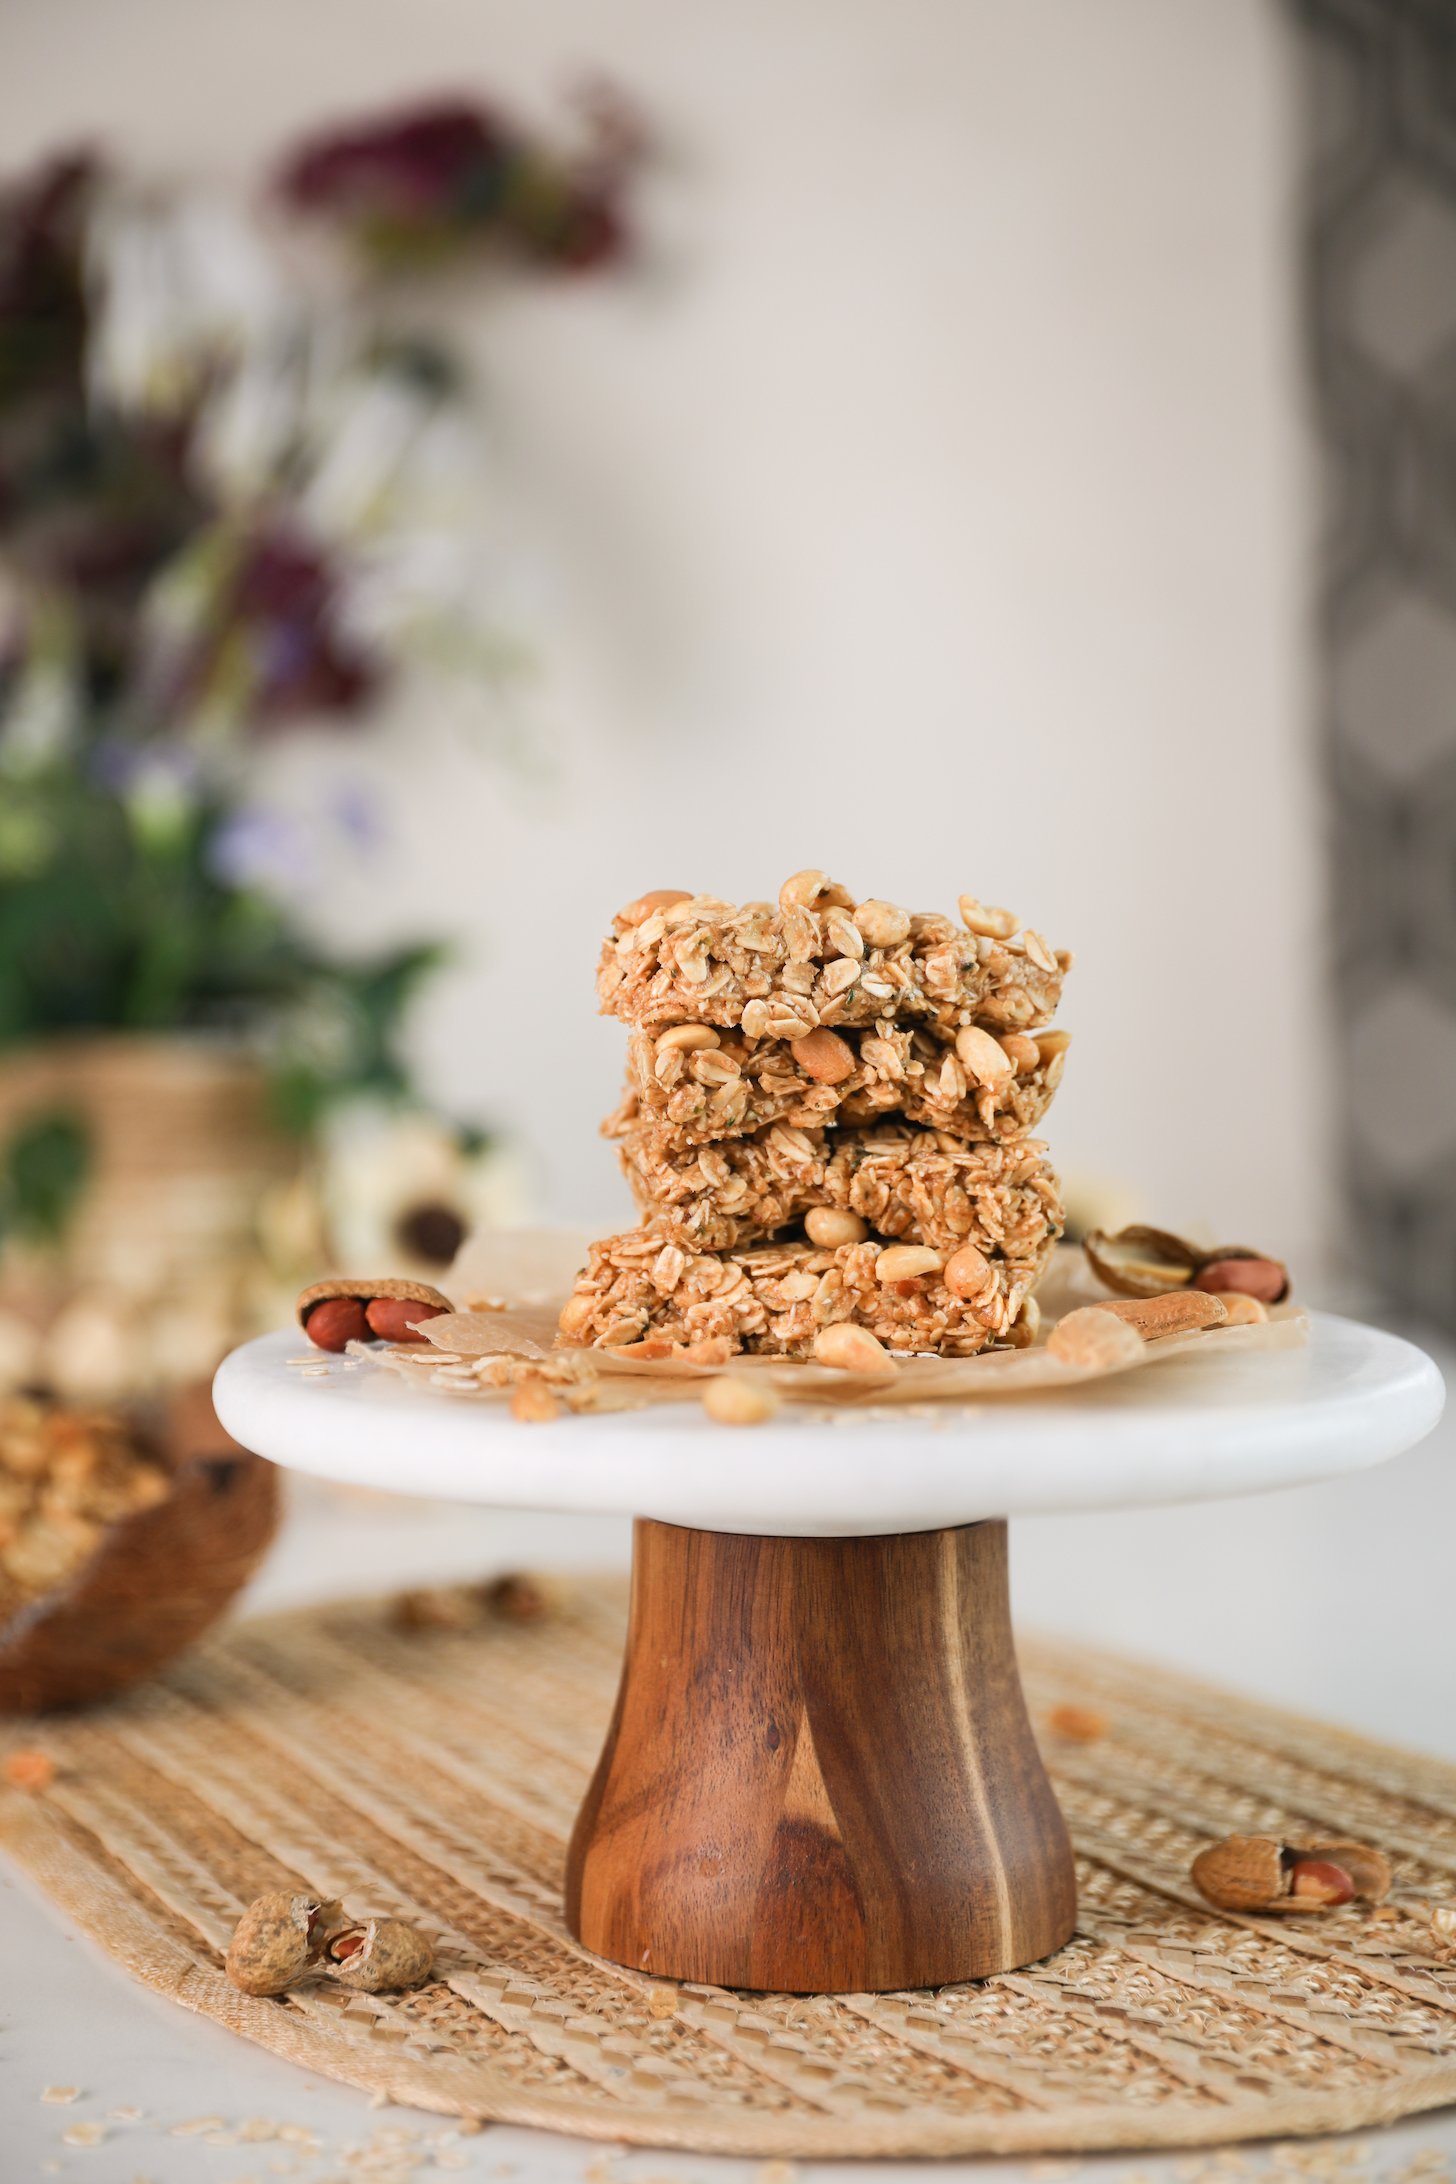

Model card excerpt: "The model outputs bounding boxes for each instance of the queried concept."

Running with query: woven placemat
[3,1579,1455,2159]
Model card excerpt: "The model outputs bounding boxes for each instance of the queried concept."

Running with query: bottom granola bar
[557,1231,1052,1359]
[618,1121,1064,1257]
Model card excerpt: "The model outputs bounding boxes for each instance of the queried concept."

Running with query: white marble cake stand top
[212,1312,1444,1538]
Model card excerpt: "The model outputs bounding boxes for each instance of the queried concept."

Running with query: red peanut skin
[304,1298,370,1352]
[1289,1858,1355,1906]
[1193,1256,1287,1304]
[364,1298,448,1343]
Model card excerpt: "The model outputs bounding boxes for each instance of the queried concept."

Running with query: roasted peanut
[812,1324,897,1374]
[304,1297,369,1352]
[364,1297,447,1342]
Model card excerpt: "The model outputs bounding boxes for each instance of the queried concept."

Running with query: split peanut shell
[226,1890,345,1996]
[296,1277,453,1331]
[324,1916,435,1992]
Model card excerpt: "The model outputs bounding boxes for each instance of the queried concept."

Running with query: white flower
[320,1104,531,1278]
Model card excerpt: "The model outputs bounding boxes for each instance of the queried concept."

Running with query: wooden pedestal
[565,1517,1076,1993]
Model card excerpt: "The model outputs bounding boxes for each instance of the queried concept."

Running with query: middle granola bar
[616,1120,1065,1258]
[615,1019,1069,1148]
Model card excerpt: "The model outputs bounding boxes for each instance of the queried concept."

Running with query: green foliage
[0,1106,91,1249]
[0,755,444,1139]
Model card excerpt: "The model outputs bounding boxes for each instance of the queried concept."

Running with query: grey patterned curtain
[1296,0,1456,1330]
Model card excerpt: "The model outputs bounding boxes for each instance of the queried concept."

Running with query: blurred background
[0,2,1451,1734]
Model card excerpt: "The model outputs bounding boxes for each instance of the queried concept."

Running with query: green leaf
[0,1106,92,1248]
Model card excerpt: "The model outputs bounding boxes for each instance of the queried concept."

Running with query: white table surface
[4,1317,1454,2183]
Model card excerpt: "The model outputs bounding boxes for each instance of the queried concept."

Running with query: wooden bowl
[0,1384,280,1714]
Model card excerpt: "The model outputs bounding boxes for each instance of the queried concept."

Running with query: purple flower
[274,89,639,273]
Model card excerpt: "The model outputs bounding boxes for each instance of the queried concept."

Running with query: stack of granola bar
[559,873,1072,1359]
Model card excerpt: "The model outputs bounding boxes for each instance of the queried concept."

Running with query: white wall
[3,0,1327,1265]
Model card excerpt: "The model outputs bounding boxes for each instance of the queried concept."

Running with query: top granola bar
[598,874,1069,1039]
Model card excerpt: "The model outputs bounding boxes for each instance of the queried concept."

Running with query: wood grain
[566,1517,1076,1992]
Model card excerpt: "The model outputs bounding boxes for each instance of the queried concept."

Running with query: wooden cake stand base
[565,1517,1077,1993]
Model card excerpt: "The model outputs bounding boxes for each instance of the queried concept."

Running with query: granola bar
[599,877,1067,1039]
[616,1018,1068,1148]
[558,1231,1046,1358]
[617,1119,1064,1258]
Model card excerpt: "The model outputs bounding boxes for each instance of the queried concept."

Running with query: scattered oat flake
[41,2085,81,2103]
[61,2121,106,2145]
[108,2104,144,2119]
[172,2115,227,2135]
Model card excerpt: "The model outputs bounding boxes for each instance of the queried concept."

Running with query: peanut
[999,1032,1041,1074]
[305,1297,369,1352]
[780,868,853,911]
[1096,1291,1228,1339]
[854,898,911,949]
[618,888,692,927]
[510,1381,561,1424]
[955,1026,1014,1085]
[1046,1308,1145,1371]
[1193,1255,1288,1304]
[557,1292,596,1340]
[958,896,1018,941]
[365,1297,447,1343]
[1218,1293,1268,1326]
[812,1323,897,1374]
[702,1375,781,1426]
[1047,1704,1108,1744]
[874,1244,942,1284]
[943,1243,991,1298]
[1289,1859,1355,1907]
[805,1207,868,1247]
[790,1026,857,1085]
[655,1023,720,1054]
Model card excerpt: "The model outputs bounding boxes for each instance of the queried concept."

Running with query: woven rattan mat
[3,1579,1455,2160]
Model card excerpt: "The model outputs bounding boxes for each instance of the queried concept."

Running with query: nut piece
[812,1323,897,1375]
[806,1207,869,1247]
[1095,1291,1228,1339]
[1191,1833,1389,1914]
[2,1747,56,1792]
[1046,1704,1108,1743]
[618,888,692,928]
[324,1917,434,1993]
[943,1243,991,1300]
[1299,1838,1391,1903]
[227,1891,343,1997]
[1046,1308,1145,1372]
[854,898,911,949]
[703,1375,781,1426]
[875,1244,943,1284]
[655,1023,721,1054]
[364,1297,448,1343]
[1192,1253,1290,1305]
[485,1571,565,1622]
[1290,1858,1356,1906]
[955,1026,1015,1085]
[1191,1835,1287,1913]
[999,1033,1042,1074]
[779,869,854,911]
[510,1381,561,1425]
[1218,1293,1269,1326]
[303,1297,369,1352]
[789,1027,857,1084]
[297,1278,453,1345]
[958,895,1018,940]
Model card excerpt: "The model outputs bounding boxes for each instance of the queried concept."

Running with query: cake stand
[214,1310,1443,1996]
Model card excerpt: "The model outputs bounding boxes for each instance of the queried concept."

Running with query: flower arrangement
[0,91,639,1358]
